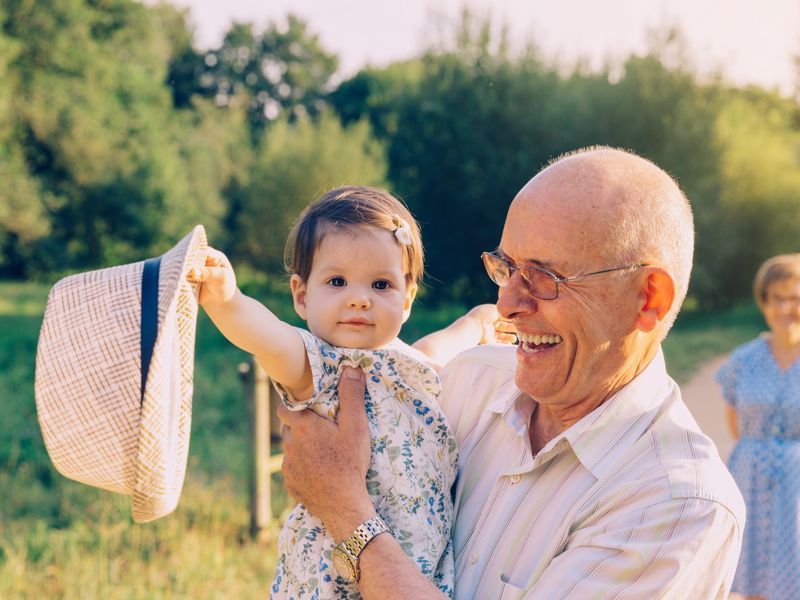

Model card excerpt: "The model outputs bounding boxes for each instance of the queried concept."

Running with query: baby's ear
[290,274,308,320]
[402,282,418,323]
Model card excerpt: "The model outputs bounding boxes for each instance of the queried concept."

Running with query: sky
[153,0,800,94]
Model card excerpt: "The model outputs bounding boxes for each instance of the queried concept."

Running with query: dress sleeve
[714,356,738,408]
[271,328,327,412]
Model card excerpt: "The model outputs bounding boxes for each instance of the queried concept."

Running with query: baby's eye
[328,277,346,287]
[372,279,391,290]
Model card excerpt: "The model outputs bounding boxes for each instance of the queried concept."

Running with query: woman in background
[717,254,800,600]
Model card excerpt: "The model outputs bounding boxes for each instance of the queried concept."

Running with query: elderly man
[278,147,745,598]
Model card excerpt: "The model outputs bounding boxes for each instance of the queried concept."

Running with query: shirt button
[509,474,521,484]
[469,553,479,565]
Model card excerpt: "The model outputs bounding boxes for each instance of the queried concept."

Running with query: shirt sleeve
[521,496,741,599]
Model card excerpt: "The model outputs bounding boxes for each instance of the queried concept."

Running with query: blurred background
[0,0,796,596]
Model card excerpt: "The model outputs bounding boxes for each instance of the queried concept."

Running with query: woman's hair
[753,253,800,305]
[285,186,424,286]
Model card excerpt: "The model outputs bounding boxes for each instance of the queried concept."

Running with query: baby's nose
[347,295,371,310]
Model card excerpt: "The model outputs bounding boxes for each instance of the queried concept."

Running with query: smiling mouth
[517,332,563,354]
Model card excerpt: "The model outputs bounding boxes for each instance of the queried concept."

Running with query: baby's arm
[412,304,515,369]
[189,247,313,400]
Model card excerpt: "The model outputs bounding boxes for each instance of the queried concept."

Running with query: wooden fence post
[240,358,272,541]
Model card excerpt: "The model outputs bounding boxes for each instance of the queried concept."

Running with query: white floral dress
[270,329,457,599]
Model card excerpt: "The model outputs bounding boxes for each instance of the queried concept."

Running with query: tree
[2,0,238,272]
[193,15,338,137]
[0,6,51,277]
[695,90,800,307]
[329,60,423,139]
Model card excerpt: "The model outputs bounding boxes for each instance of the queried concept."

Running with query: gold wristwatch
[332,516,393,583]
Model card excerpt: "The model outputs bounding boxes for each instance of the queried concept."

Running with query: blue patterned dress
[716,335,800,600]
[270,329,457,599]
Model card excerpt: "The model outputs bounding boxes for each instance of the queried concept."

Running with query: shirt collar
[563,349,674,478]
[487,348,675,479]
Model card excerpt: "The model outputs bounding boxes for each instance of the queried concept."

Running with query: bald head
[516,147,694,334]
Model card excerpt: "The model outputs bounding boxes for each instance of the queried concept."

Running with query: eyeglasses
[481,250,646,301]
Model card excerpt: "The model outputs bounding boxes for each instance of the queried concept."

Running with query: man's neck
[527,344,660,454]
[528,404,565,455]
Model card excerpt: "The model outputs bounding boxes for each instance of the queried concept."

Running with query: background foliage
[3,1,800,306]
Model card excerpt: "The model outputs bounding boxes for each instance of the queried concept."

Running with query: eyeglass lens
[482,252,558,300]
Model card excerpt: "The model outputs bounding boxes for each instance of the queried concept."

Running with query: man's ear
[401,282,418,324]
[290,274,308,321]
[636,268,675,333]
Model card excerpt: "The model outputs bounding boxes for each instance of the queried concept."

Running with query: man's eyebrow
[495,247,561,271]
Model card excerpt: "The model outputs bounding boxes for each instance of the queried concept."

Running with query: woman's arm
[412,304,515,368]
[190,247,311,397]
[725,405,739,441]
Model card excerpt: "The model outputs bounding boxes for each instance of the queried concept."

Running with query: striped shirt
[439,345,745,599]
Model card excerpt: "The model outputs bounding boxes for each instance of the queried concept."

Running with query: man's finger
[278,404,312,431]
[337,367,368,437]
[495,331,518,344]
[494,318,515,333]
[277,403,294,425]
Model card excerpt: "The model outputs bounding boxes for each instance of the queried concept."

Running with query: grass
[0,280,766,597]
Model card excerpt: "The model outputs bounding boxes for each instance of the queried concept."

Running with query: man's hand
[187,246,238,307]
[278,366,377,540]
[465,303,517,345]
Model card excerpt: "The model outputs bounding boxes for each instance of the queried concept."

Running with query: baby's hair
[284,186,424,286]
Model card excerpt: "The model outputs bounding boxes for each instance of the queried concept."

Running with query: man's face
[496,179,643,414]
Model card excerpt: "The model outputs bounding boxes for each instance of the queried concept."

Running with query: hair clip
[393,216,412,246]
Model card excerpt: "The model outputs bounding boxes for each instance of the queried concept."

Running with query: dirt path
[681,357,753,600]
[679,355,735,462]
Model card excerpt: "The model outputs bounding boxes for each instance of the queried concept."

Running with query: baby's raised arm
[189,247,312,400]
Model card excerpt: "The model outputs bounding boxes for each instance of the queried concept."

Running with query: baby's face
[291,227,416,349]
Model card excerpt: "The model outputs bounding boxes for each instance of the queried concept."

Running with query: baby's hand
[466,304,517,345]
[187,246,238,306]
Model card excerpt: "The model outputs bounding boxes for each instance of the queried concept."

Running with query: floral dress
[716,334,800,600]
[270,329,457,599]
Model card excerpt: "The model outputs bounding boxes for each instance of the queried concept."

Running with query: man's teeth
[517,333,562,345]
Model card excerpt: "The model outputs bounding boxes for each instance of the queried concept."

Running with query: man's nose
[496,271,538,319]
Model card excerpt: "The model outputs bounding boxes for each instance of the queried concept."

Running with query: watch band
[340,516,393,558]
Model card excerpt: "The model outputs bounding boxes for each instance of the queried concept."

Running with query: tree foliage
[1,0,253,275]
[174,15,338,137]
[2,3,799,311]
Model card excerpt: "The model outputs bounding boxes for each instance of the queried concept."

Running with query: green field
[0,281,764,598]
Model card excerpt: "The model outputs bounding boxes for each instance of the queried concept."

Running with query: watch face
[332,548,356,582]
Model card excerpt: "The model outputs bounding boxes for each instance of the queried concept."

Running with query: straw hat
[35,225,207,522]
